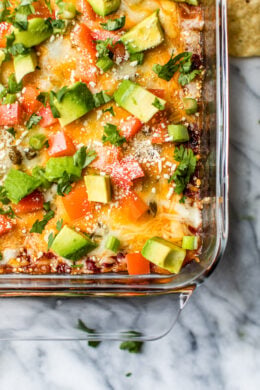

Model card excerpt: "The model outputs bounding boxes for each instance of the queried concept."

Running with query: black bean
[9,146,22,165]
[25,148,37,160]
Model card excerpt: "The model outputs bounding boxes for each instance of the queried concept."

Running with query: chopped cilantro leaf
[96,38,113,58]
[169,145,197,199]
[47,232,55,249]
[5,127,16,137]
[77,319,102,348]
[26,113,42,130]
[73,146,97,169]
[7,73,23,94]
[0,206,16,218]
[93,91,112,108]
[30,210,55,234]
[178,70,201,86]
[102,123,126,146]
[49,91,60,118]
[56,219,63,231]
[100,16,125,31]
[120,340,143,353]
[102,106,115,116]
[56,171,73,196]
[152,97,165,110]
[0,186,10,205]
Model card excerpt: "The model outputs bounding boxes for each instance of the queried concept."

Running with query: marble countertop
[0,57,259,390]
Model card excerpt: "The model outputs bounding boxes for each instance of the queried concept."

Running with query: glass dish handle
[0,289,194,341]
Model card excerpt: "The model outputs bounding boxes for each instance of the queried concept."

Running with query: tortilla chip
[228,0,260,57]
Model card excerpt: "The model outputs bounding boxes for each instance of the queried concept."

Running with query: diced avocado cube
[14,51,37,83]
[45,157,81,182]
[53,82,95,126]
[96,56,114,72]
[141,236,186,274]
[4,168,41,204]
[51,225,97,260]
[105,235,120,252]
[0,50,5,66]
[172,0,198,5]
[114,80,166,123]
[168,124,189,142]
[87,0,121,17]
[182,98,198,115]
[14,18,53,48]
[84,175,111,204]
[58,2,77,19]
[182,236,198,250]
[121,11,164,53]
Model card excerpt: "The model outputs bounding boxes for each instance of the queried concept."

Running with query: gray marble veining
[0,57,259,390]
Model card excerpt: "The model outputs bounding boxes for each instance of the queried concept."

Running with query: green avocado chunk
[51,225,97,260]
[14,51,37,83]
[182,236,198,250]
[182,98,198,115]
[84,175,112,204]
[114,80,166,122]
[105,235,120,252]
[4,168,41,204]
[13,18,53,48]
[87,0,120,17]
[121,11,164,53]
[45,157,81,182]
[168,124,189,143]
[53,82,95,127]
[141,237,186,274]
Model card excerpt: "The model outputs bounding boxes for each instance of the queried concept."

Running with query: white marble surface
[0,57,259,390]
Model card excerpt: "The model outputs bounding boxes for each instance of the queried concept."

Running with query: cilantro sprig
[73,146,96,169]
[30,209,55,234]
[153,52,201,85]
[102,123,126,146]
[100,16,125,31]
[169,145,197,200]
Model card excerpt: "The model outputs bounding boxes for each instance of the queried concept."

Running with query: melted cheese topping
[0,0,203,274]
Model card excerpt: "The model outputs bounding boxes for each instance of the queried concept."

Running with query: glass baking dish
[0,0,229,341]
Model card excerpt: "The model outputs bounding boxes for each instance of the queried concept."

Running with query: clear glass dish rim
[0,0,229,295]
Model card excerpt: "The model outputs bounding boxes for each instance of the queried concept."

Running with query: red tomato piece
[91,145,121,171]
[37,104,58,128]
[121,192,149,221]
[126,252,150,275]
[91,29,121,44]
[62,183,91,220]
[109,158,144,188]
[0,22,12,48]
[0,103,23,126]
[21,86,41,116]
[76,0,96,24]
[14,190,44,214]
[30,1,54,19]
[72,23,97,84]
[48,131,76,157]
[120,117,143,139]
[148,89,165,99]
[111,42,126,62]
[0,214,14,236]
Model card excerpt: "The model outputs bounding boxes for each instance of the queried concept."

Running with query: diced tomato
[48,131,76,157]
[126,252,150,275]
[72,23,97,61]
[21,86,41,116]
[37,104,58,128]
[111,43,126,62]
[0,103,23,126]
[91,145,121,171]
[72,23,97,84]
[120,117,143,140]
[91,29,121,44]
[121,192,149,221]
[151,124,168,144]
[0,215,14,236]
[76,0,96,23]
[0,22,12,48]
[14,190,44,214]
[119,157,144,181]
[148,89,165,99]
[62,183,91,220]
[30,1,55,19]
